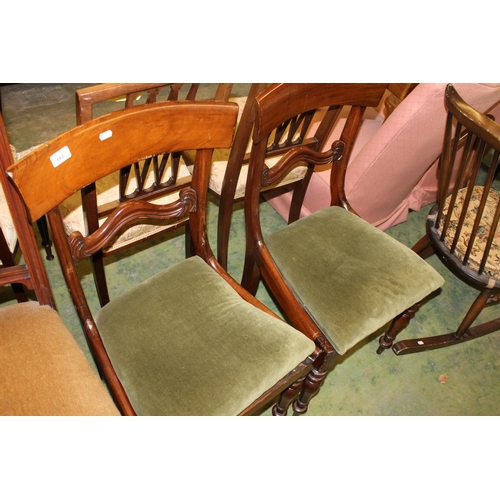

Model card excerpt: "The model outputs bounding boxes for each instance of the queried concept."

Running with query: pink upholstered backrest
[344,83,500,229]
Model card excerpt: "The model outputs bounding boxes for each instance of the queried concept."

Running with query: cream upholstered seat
[59,160,193,252]
[0,144,26,256]
[0,181,25,302]
[207,95,309,200]
[0,182,16,255]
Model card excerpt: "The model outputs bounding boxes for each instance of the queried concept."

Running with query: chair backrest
[216,83,388,270]
[429,83,500,287]
[244,83,388,218]
[0,113,55,307]
[70,83,234,307]
[75,83,233,226]
[76,83,202,124]
[218,82,353,206]
[7,100,239,404]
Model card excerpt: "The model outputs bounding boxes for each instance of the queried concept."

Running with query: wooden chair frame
[394,84,500,354]
[71,83,233,307]
[0,114,55,307]
[241,84,444,413]
[215,83,419,270]
[7,100,320,415]
[1,112,121,416]
[215,83,344,270]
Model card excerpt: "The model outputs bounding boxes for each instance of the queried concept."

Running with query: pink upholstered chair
[266,83,500,230]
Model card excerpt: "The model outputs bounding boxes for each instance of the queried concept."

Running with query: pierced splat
[119,151,189,202]
[267,110,316,151]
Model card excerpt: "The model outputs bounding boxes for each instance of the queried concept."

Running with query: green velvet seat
[95,256,315,415]
[266,206,445,355]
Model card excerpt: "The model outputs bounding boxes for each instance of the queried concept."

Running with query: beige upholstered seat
[59,161,193,253]
[0,302,119,416]
[0,111,119,416]
[0,183,16,255]
[207,95,308,200]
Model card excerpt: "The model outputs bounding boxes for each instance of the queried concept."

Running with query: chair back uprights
[215,83,388,270]
[432,85,500,286]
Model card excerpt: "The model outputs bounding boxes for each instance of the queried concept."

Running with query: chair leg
[292,367,328,416]
[216,190,234,271]
[288,172,313,224]
[184,225,194,258]
[393,288,497,355]
[36,216,54,260]
[272,376,306,416]
[241,255,261,296]
[455,288,493,338]
[377,301,423,354]
[412,233,435,259]
[91,250,110,307]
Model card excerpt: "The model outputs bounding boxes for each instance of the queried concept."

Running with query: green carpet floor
[2,83,500,416]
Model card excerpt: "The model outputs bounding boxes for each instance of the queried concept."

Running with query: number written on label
[50,146,72,168]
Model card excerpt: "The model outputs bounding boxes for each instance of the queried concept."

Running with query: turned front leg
[292,368,328,415]
[272,376,306,416]
[377,302,422,354]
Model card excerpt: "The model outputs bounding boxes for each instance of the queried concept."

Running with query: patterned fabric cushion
[439,186,500,279]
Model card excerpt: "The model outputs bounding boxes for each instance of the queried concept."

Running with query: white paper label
[50,146,72,168]
[99,130,113,141]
